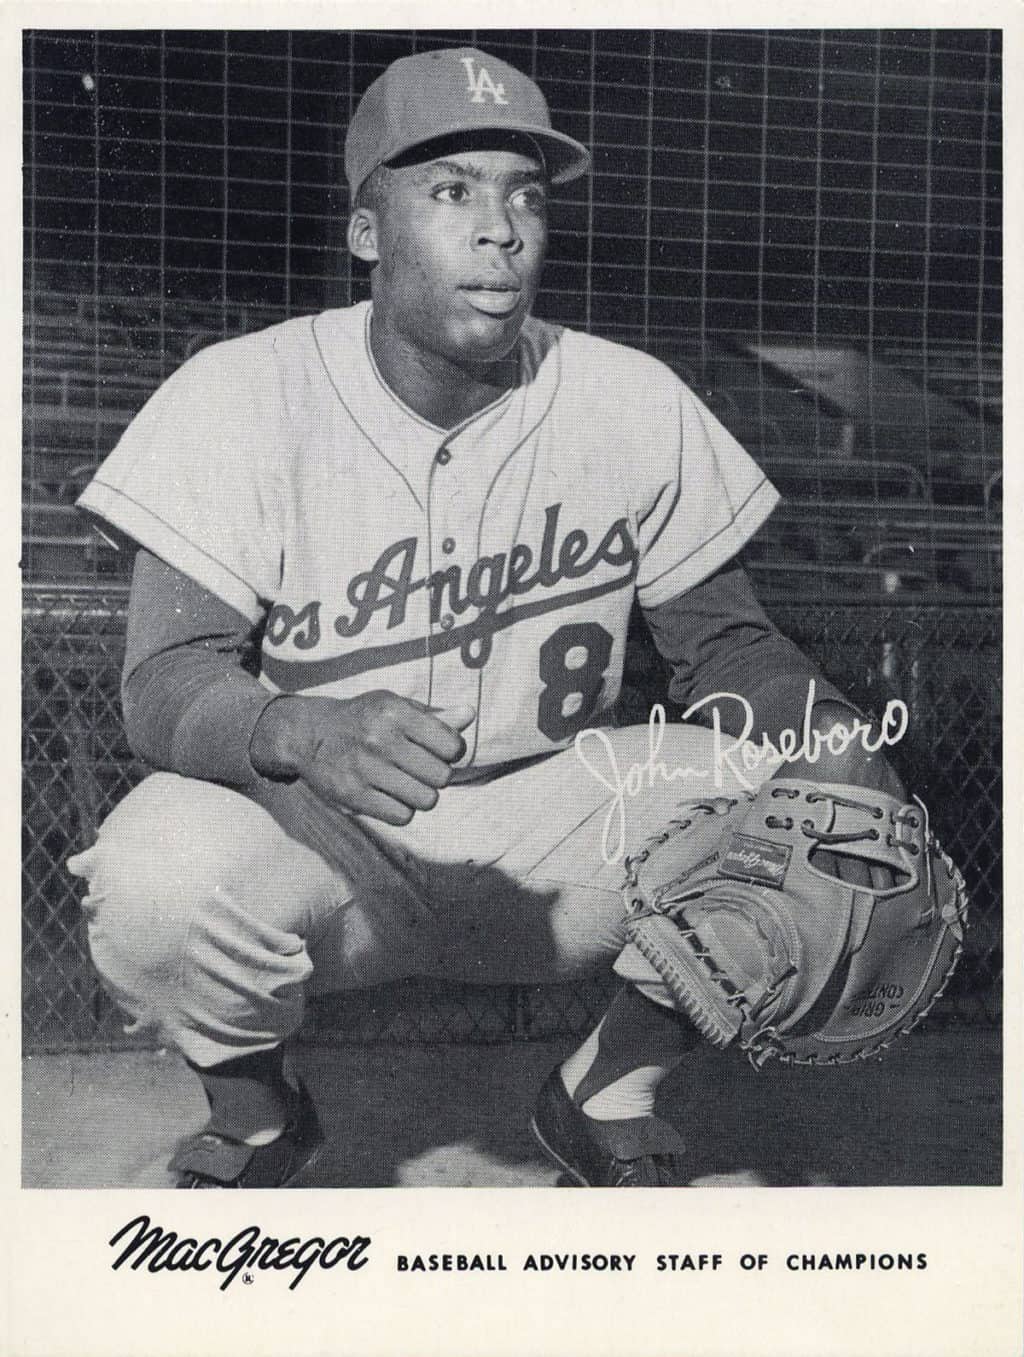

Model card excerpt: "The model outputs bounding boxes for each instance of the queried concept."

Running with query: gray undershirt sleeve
[121,549,280,784]
[641,563,855,742]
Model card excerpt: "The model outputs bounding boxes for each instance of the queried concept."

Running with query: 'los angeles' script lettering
[265,503,637,648]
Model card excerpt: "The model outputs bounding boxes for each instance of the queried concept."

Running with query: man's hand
[250,691,476,825]
[775,698,907,890]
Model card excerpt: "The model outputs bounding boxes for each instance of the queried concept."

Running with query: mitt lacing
[623,797,740,888]
[788,789,922,854]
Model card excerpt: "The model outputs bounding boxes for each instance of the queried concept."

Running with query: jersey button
[442,537,456,554]
[439,613,455,631]
[436,448,452,466]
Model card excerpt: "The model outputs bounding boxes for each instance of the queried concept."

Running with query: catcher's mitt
[622,779,968,1068]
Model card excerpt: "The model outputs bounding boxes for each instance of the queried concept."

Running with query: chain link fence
[23,585,1000,1052]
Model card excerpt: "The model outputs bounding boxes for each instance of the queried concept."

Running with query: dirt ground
[22,1026,1001,1189]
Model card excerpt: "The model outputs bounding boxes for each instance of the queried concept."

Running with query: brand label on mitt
[720,834,791,887]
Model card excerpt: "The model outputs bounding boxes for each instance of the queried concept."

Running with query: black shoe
[530,1067,688,1187]
[171,1078,324,1188]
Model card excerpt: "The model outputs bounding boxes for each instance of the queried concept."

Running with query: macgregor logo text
[108,1215,371,1291]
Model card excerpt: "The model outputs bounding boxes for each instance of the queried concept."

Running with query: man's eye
[510,186,547,214]
[433,183,469,204]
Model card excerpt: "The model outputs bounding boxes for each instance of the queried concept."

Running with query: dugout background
[22,30,1002,1050]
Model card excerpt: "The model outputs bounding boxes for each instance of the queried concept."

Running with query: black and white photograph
[14,16,1018,1357]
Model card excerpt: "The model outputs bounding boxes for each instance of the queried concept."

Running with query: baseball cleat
[170,1077,324,1188]
[530,1066,688,1187]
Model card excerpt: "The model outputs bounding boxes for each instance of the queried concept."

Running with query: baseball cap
[345,47,591,196]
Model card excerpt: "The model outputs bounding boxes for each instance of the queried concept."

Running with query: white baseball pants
[67,723,762,1067]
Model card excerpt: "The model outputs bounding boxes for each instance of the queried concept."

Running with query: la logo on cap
[460,55,509,105]
[343,46,591,194]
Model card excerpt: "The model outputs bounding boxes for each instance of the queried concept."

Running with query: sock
[559,986,700,1122]
[188,1046,292,1144]
[242,1125,287,1147]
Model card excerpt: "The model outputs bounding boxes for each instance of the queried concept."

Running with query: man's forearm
[122,549,280,784]
[124,648,280,783]
[643,563,856,743]
[670,635,852,747]
[643,564,904,795]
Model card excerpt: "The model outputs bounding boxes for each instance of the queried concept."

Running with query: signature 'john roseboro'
[574,680,910,866]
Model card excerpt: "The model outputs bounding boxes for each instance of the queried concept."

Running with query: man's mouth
[460,285,522,317]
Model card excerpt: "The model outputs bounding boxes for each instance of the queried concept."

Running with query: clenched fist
[250,690,476,825]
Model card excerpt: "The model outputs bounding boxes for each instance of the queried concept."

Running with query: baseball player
[68,48,903,1188]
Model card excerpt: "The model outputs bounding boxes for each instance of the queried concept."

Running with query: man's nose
[474,196,519,249]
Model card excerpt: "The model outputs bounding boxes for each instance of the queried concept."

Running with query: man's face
[353,147,549,367]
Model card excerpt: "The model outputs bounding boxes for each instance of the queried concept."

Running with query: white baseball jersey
[80,302,778,770]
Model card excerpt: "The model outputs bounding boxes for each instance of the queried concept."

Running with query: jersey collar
[311,302,562,502]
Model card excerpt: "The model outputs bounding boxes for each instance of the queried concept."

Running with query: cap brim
[384,122,591,185]
[527,127,592,184]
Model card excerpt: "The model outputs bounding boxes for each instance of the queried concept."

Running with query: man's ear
[347,208,380,264]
